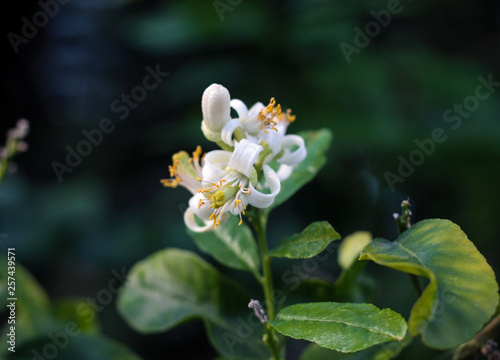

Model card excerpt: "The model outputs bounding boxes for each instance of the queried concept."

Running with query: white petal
[189,193,213,220]
[278,135,307,165]
[221,118,242,146]
[229,139,263,178]
[230,99,248,119]
[259,129,284,156]
[203,150,231,182]
[248,102,265,117]
[246,165,281,208]
[276,164,294,181]
[184,208,213,232]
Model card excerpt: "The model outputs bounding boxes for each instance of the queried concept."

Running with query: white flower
[201,84,231,143]
[184,139,281,232]
[160,146,203,194]
[163,85,309,232]
[222,97,307,180]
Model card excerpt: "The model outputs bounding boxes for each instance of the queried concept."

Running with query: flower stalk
[394,199,423,296]
[251,207,281,359]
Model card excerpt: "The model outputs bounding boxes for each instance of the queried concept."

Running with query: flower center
[197,175,251,228]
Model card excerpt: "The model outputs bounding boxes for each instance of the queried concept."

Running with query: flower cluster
[162,84,306,232]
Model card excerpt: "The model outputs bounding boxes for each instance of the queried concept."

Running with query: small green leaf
[117,248,268,358]
[300,332,412,360]
[188,215,260,275]
[360,219,500,349]
[268,221,340,258]
[7,334,142,360]
[269,302,407,352]
[270,128,332,210]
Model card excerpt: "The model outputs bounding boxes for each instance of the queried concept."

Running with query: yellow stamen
[161,178,180,188]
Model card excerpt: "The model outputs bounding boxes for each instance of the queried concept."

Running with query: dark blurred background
[1,0,499,359]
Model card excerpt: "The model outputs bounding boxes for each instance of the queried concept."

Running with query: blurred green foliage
[1,0,499,359]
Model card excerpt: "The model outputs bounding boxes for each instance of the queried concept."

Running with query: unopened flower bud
[201,84,231,142]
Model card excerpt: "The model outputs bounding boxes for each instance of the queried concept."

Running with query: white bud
[201,84,231,138]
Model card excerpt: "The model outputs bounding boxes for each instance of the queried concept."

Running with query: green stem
[394,199,423,297]
[252,208,281,360]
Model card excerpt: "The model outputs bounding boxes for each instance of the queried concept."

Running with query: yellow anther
[193,146,202,160]
[160,178,180,188]
[238,220,243,226]
[196,177,201,181]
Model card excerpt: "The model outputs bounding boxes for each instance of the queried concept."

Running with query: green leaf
[268,221,340,258]
[269,128,332,210]
[7,334,142,360]
[117,248,268,358]
[300,332,412,360]
[360,219,500,349]
[0,257,99,355]
[188,215,260,275]
[269,302,407,352]
[0,296,99,354]
[0,256,53,354]
[0,254,49,312]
